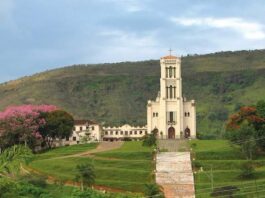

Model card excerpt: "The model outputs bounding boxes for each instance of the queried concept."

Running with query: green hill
[1,49,265,138]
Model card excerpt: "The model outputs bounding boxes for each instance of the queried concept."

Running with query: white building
[147,55,196,139]
[103,124,147,141]
[64,120,102,145]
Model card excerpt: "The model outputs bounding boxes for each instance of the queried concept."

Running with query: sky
[1,0,265,83]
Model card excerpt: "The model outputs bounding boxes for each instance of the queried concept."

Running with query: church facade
[147,55,196,139]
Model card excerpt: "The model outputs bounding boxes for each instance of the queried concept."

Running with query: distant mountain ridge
[1,49,265,138]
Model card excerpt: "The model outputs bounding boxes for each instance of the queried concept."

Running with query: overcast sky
[1,0,265,83]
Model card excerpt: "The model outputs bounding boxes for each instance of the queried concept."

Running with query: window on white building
[134,131,137,135]
[116,131,118,135]
[105,131,108,135]
[91,126,94,130]
[167,111,176,123]
[121,131,123,135]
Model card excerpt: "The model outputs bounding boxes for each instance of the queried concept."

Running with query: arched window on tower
[173,67,176,78]
[166,87,169,98]
[169,66,173,78]
[173,87,176,98]
[169,85,173,99]
[166,67,168,78]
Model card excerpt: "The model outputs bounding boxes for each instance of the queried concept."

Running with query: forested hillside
[1,49,265,138]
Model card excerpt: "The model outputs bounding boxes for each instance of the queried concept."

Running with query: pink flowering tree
[0,105,57,149]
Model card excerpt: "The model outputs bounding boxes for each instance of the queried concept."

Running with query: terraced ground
[191,140,265,197]
[29,141,155,193]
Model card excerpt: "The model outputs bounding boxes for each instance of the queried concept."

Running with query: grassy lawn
[30,141,154,193]
[94,141,154,160]
[190,140,265,197]
[34,143,98,160]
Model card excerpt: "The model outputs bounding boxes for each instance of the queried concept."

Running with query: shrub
[239,161,255,179]
[211,186,239,197]
[144,183,164,198]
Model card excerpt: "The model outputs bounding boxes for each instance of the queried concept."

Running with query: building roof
[74,120,97,125]
[161,55,178,59]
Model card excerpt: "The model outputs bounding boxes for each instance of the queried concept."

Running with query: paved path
[158,139,189,152]
[156,152,195,198]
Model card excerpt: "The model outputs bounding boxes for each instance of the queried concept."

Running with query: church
[147,54,196,139]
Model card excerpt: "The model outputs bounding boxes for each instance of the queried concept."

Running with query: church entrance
[168,127,175,139]
[184,127,190,138]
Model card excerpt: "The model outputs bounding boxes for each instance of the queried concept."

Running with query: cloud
[170,17,265,40]
[96,29,165,62]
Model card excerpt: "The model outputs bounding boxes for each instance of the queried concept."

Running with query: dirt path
[50,141,124,159]
[80,141,124,156]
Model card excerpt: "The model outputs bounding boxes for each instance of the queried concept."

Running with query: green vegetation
[143,183,164,198]
[1,50,265,138]
[0,178,141,198]
[30,142,154,193]
[35,143,98,160]
[191,140,265,197]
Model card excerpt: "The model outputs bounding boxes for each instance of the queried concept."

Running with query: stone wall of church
[147,100,160,133]
[183,100,196,138]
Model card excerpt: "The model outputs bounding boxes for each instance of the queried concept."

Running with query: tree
[0,105,57,150]
[75,163,95,191]
[143,129,157,147]
[40,110,74,148]
[257,100,265,118]
[228,123,256,160]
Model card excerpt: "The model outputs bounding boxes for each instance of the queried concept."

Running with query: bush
[239,161,255,179]
[142,134,156,147]
[211,186,239,197]
[144,183,164,198]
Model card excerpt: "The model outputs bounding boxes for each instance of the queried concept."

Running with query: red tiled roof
[161,55,177,59]
[74,120,97,125]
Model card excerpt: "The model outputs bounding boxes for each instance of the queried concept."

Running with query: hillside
[1,49,265,138]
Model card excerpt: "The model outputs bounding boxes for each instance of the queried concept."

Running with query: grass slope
[1,50,265,137]
[30,142,154,192]
[191,140,265,197]
[35,143,98,160]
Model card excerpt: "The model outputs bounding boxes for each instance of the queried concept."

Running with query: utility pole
[255,179,259,198]
[210,165,214,191]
